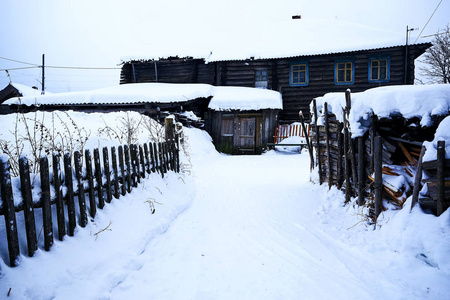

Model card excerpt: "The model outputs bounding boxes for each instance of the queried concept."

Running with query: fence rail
[273,124,310,143]
[0,139,180,267]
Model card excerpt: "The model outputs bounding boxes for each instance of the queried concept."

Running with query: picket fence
[0,140,180,267]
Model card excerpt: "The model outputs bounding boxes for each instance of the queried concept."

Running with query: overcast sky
[1,0,449,93]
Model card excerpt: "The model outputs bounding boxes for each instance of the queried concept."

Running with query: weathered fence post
[165,116,175,141]
[111,146,120,199]
[344,128,351,203]
[118,146,126,196]
[312,99,322,184]
[357,136,365,206]
[158,142,165,176]
[0,157,20,267]
[299,111,314,171]
[74,151,88,227]
[337,131,344,189]
[40,156,54,251]
[19,156,37,257]
[85,149,96,218]
[139,145,146,177]
[94,148,105,209]
[437,140,445,216]
[324,103,332,189]
[64,152,76,236]
[130,144,139,186]
[103,147,112,203]
[411,146,426,210]
[52,153,65,240]
[374,136,383,218]
[152,142,159,174]
[144,143,151,174]
[124,145,132,192]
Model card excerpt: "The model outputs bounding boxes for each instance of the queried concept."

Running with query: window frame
[368,57,390,83]
[255,69,268,89]
[334,59,355,85]
[289,62,309,87]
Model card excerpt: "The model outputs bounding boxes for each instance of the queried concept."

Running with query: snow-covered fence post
[111,146,120,199]
[337,131,344,189]
[118,146,126,196]
[374,136,383,218]
[129,145,138,187]
[139,145,146,178]
[312,99,323,184]
[74,151,88,227]
[52,153,66,240]
[103,147,113,203]
[63,152,76,236]
[344,128,351,203]
[85,149,96,217]
[143,143,151,174]
[40,156,54,251]
[158,142,165,176]
[165,116,175,142]
[411,146,426,210]
[437,140,446,216]
[152,143,159,174]
[324,103,332,189]
[19,156,37,257]
[357,137,365,206]
[124,145,132,193]
[0,156,20,267]
[94,148,105,209]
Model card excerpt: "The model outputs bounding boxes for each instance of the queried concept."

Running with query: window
[255,70,268,89]
[221,116,234,137]
[290,63,308,86]
[369,58,390,82]
[335,61,354,84]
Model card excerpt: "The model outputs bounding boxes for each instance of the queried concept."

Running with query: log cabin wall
[120,44,431,123]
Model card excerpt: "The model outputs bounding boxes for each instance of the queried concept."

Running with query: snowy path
[106,151,433,300]
[1,129,448,300]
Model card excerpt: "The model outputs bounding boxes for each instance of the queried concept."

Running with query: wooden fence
[273,124,310,143]
[310,90,449,221]
[0,140,180,267]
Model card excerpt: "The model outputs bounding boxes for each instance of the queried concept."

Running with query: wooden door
[238,117,256,153]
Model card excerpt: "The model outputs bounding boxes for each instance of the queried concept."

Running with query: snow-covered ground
[0,127,449,300]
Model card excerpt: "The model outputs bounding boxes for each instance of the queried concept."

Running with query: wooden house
[204,87,282,155]
[0,83,41,104]
[120,43,431,123]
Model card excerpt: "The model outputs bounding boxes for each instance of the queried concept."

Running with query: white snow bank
[4,83,282,111]
[313,84,450,137]
[10,83,48,97]
[209,86,282,111]
[423,115,450,162]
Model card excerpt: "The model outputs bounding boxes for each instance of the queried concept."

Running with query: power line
[414,0,443,43]
[46,65,120,70]
[0,66,40,71]
[0,56,39,66]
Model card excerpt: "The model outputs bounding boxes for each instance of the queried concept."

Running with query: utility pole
[41,54,45,95]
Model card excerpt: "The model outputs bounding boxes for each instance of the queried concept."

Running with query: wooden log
[111,146,120,199]
[64,152,76,236]
[357,136,365,206]
[144,143,151,174]
[411,146,426,210]
[94,148,104,209]
[437,140,446,216]
[85,149,96,218]
[312,99,322,184]
[324,103,332,189]
[398,141,417,166]
[0,157,20,267]
[74,151,87,227]
[103,147,112,203]
[52,153,65,240]
[374,136,383,218]
[124,145,132,192]
[118,146,126,196]
[19,156,37,257]
[40,156,54,251]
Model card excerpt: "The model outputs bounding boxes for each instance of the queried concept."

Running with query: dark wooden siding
[120,44,431,123]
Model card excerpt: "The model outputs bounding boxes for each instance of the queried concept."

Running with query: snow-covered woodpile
[310,85,450,218]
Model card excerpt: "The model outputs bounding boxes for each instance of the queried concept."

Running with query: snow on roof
[121,18,413,63]
[423,115,450,162]
[10,83,45,97]
[4,83,282,111]
[209,87,282,111]
[313,84,450,137]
